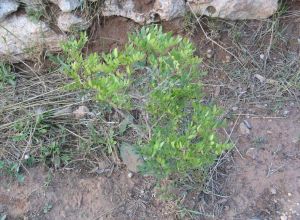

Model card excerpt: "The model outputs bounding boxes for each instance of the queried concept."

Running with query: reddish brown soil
[223,108,300,220]
[2,2,300,220]
[1,167,172,220]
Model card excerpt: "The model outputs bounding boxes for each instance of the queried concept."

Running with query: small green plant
[0,160,25,183]
[60,26,231,179]
[0,63,15,90]
[11,111,71,169]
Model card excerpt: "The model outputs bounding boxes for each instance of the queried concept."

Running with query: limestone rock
[102,0,186,24]
[239,122,250,135]
[153,0,186,21]
[0,14,65,62]
[102,0,146,24]
[57,13,89,32]
[50,0,81,12]
[187,0,278,20]
[0,0,19,21]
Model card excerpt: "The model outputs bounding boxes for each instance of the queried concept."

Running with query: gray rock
[50,0,81,12]
[120,143,143,172]
[239,122,250,135]
[153,0,186,21]
[102,0,146,24]
[57,13,89,32]
[102,0,186,24]
[187,0,278,20]
[0,14,65,62]
[0,0,19,21]
[245,147,256,159]
[243,120,252,129]
[270,187,277,195]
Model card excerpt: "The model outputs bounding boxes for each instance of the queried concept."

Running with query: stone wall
[0,0,278,62]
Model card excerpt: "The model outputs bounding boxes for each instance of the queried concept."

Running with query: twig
[187,3,244,66]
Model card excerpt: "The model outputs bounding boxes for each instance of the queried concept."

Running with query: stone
[57,13,89,32]
[270,187,277,195]
[0,0,19,21]
[152,0,186,21]
[50,0,81,12]
[280,215,287,220]
[102,0,186,24]
[245,148,256,159]
[232,106,238,111]
[0,14,65,62]
[127,172,133,178]
[239,122,250,135]
[120,143,143,172]
[73,106,90,119]
[187,0,278,20]
[102,0,147,24]
[283,110,289,117]
[243,120,252,129]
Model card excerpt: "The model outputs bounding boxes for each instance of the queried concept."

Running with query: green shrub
[60,26,231,178]
[0,63,15,90]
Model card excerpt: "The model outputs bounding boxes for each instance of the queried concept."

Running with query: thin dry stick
[222,114,244,159]
[187,3,244,66]
[263,21,275,73]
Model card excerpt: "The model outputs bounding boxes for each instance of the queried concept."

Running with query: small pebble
[239,122,250,135]
[127,172,133,178]
[270,188,277,195]
[206,53,213,59]
[245,148,256,160]
[243,120,252,129]
[288,192,292,197]
[283,110,289,117]
[73,106,90,119]
[225,55,231,63]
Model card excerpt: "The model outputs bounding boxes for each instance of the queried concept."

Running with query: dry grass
[189,9,300,115]
[0,64,119,177]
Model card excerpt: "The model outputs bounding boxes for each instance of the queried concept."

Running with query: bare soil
[223,109,300,220]
[1,168,171,220]
[1,2,300,220]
